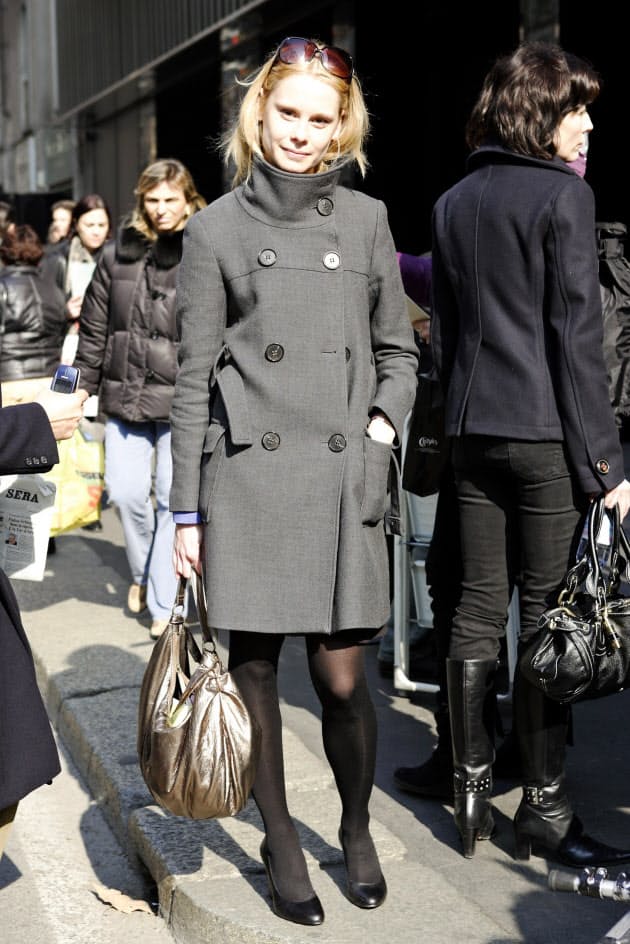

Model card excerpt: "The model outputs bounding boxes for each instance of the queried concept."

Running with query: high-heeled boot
[513,669,630,866]
[447,658,497,858]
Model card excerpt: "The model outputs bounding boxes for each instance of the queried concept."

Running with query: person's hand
[367,414,395,445]
[173,523,203,578]
[34,387,88,440]
[66,296,83,320]
[603,479,630,523]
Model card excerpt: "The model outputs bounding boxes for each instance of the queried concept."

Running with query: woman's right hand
[173,523,203,577]
[66,295,83,320]
[604,479,630,523]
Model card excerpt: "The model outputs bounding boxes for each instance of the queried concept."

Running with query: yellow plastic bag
[44,423,105,536]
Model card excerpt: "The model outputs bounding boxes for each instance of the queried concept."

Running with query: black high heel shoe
[259,838,324,926]
[338,828,387,909]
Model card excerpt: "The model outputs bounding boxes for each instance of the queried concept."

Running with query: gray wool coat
[170,157,418,635]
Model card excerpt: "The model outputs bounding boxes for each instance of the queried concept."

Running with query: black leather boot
[513,669,630,866]
[447,658,497,858]
[393,703,453,801]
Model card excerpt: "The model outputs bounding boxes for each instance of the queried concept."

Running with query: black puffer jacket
[74,225,183,422]
[0,264,66,381]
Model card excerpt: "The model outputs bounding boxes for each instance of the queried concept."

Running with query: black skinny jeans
[449,436,584,662]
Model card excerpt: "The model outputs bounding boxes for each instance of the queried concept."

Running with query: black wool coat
[0,400,60,810]
[431,146,625,495]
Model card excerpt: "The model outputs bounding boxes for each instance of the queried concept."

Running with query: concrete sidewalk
[13,505,630,944]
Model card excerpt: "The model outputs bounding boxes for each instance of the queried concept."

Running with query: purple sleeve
[173,512,202,524]
[397,252,432,311]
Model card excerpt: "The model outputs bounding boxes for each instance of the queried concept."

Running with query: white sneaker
[150,618,170,640]
[128,583,147,614]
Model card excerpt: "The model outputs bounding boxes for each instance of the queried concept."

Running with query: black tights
[229,630,379,901]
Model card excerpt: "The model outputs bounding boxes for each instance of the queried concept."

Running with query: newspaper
[0,473,57,580]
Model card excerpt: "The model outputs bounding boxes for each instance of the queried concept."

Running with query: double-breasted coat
[170,157,418,635]
[0,400,60,810]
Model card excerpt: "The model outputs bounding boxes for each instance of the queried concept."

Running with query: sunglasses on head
[273,36,353,82]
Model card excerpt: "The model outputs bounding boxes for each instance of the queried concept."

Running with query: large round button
[258,249,277,267]
[151,330,160,340]
[265,343,284,362]
[262,432,280,451]
[317,197,333,216]
[145,369,155,380]
[328,433,346,452]
[596,458,610,474]
[323,251,340,270]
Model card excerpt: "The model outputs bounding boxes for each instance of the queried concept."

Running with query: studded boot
[447,658,497,858]
[513,667,630,866]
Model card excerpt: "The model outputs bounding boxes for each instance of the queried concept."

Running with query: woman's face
[143,181,191,233]
[555,105,593,163]
[259,73,343,174]
[75,208,110,251]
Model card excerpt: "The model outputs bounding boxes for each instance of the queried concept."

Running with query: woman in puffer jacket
[74,159,206,637]
[0,225,67,395]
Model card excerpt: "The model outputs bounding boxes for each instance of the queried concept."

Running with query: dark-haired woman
[45,193,112,365]
[431,40,630,866]
[0,225,67,393]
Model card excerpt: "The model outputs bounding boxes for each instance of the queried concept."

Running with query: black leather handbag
[520,495,630,704]
[402,368,449,497]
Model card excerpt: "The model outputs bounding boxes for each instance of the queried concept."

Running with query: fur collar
[116,224,183,269]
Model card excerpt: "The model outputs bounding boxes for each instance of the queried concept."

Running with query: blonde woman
[75,159,206,637]
[170,38,418,925]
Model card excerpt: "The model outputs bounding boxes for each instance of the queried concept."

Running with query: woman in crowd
[430,40,630,865]
[169,36,418,926]
[74,160,206,638]
[45,193,112,365]
[0,224,67,396]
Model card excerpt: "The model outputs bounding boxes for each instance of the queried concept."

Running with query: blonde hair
[222,40,370,187]
[129,158,206,240]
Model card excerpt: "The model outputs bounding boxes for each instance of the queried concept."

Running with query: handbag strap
[188,570,219,652]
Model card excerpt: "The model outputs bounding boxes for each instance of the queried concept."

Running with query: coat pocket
[199,424,226,520]
[360,435,392,525]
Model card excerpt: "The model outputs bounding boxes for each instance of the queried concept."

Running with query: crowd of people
[2,31,630,933]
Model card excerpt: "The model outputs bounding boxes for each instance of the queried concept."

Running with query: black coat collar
[116,224,183,268]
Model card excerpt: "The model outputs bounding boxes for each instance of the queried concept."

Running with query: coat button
[145,369,154,380]
[323,251,340,270]
[262,431,280,451]
[258,249,277,267]
[317,197,333,216]
[328,433,346,452]
[596,459,610,474]
[151,330,159,340]
[345,347,351,361]
[265,343,284,362]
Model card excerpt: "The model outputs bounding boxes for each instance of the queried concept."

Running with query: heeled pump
[338,828,387,909]
[259,838,324,926]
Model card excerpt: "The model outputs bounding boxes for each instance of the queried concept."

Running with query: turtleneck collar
[235,155,346,227]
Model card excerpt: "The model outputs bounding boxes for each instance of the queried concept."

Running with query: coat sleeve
[169,211,227,513]
[73,242,114,396]
[0,403,58,474]
[368,201,419,439]
[547,180,625,493]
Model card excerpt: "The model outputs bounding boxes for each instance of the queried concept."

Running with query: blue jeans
[449,436,583,662]
[104,418,179,621]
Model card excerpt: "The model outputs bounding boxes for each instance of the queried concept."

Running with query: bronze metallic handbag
[520,496,630,704]
[137,572,261,818]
